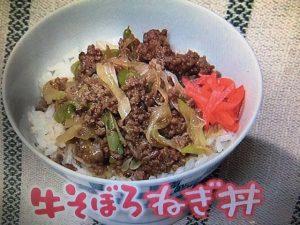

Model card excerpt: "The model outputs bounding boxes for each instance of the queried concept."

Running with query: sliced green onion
[101,111,124,155]
[54,101,76,123]
[118,69,138,86]
[123,26,132,39]
[71,60,80,75]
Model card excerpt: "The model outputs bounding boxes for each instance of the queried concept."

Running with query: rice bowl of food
[2,0,262,224]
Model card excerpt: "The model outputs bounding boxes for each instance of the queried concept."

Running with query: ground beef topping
[165,50,214,77]
[76,44,103,81]
[38,28,216,180]
[137,29,214,77]
[137,29,173,62]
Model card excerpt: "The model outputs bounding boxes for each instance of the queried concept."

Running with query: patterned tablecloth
[0,0,299,224]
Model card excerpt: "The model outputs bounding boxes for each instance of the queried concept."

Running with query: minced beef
[76,44,103,81]
[49,77,68,91]
[137,147,185,179]
[116,75,188,179]
[69,76,118,126]
[120,76,152,159]
[64,164,77,171]
[137,29,173,62]
[137,29,214,77]
[119,35,140,60]
[160,109,187,139]
[164,50,214,76]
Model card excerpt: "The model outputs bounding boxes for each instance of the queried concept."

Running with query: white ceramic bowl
[3,0,262,224]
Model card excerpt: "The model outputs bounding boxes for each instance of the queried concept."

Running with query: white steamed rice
[28,46,234,180]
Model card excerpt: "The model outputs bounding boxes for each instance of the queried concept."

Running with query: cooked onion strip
[42,82,66,104]
[165,70,184,92]
[146,87,181,150]
[56,124,82,146]
[178,99,211,154]
[96,63,131,119]
[109,57,149,76]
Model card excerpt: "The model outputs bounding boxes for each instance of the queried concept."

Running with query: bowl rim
[2,0,263,186]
